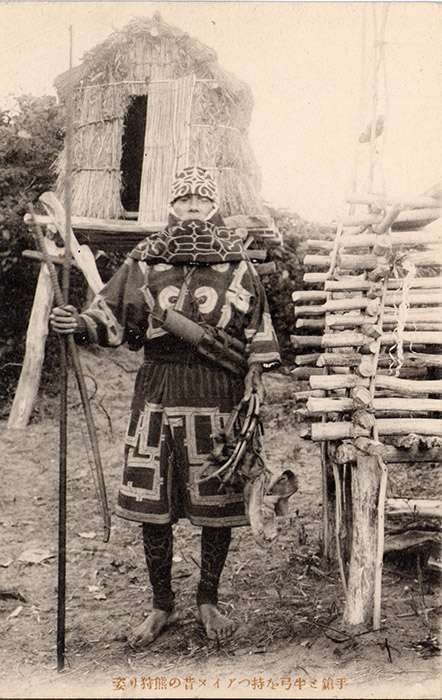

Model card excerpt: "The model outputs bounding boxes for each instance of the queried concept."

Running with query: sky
[0,1,440,222]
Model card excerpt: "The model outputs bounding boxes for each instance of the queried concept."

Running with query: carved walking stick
[30,26,109,672]
[28,205,111,672]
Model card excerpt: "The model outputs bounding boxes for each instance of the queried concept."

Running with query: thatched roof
[54,13,266,221]
[54,13,252,110]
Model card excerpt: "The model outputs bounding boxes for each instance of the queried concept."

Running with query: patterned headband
[170,166,218,204]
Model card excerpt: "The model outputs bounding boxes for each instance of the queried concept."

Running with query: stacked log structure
[291,198,442,628]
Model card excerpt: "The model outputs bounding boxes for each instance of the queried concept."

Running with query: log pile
[290,197,442,627]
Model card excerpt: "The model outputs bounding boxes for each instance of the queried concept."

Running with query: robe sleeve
[76,257,148,349]
[243,263,281,370]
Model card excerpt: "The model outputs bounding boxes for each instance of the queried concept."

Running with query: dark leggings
[142,523,232,612]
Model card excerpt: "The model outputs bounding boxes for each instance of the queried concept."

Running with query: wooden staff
[29,204,111,674]
[34,26,105,672]
[57,25,73,673]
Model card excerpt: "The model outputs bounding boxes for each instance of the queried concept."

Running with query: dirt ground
[0,346,440,699]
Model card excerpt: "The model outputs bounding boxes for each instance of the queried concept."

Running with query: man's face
[171,194,215,221]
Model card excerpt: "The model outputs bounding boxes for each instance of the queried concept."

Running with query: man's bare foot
[127,609,178,648]
[198,603,236,641]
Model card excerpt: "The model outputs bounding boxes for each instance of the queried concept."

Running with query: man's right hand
[49,305,81,334]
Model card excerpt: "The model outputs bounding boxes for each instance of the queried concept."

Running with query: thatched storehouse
[54,13,267,224]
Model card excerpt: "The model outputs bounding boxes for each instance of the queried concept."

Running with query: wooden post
[321,442,336,564]
[8,238,64,429]
[343,455,380,625]
[9,191,104,430]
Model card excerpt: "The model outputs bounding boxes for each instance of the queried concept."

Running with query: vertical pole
[321,224,345,562]
[348,3,367,217]
[343,455,380,626]
[57,24,73,673]
[320,442,332,561]
[368,5,379,194]
[57,342,67,672]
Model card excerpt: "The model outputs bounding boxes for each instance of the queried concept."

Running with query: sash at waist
[143,337,220,369]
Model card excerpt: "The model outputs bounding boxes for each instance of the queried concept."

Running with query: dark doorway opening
[120,95,147,215]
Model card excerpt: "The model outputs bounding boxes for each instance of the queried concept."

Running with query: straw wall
[138,75,195,223]
[188,80,264,217]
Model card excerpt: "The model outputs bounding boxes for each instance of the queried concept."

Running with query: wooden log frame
[336,207,441,229]
[317,211,437,626]
[324,276,442,293]
[304,271,440,285]
[320,442,338,564]
[372,205,406,235]
[386,498,442,519]
[295,318,326,330]
[368,322,442,332]
[294,353,321,366]
[333,443,442,464]
[309,419,442,441]
[293,389,326,400]
[292,290,328,303]
[306,228,442,251]
[342,453,380,626]
[310,374,442,395]
[324,311,441,329]
[293,199,441,628]
[409,353,442,368]
[298,315,442,330]
[292,364,427,381]
[364,366,427,379]
[304,249,442,271]
[304,272,332,284]
[290,366,324,379]
[315,351,442,369]
[294,292,442,316]
[315,222,347,567]
[341,238,389,628]
[306,397,442,415]
[291,331,442,349]
[351,259,389,629]
[384,530,442,556]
